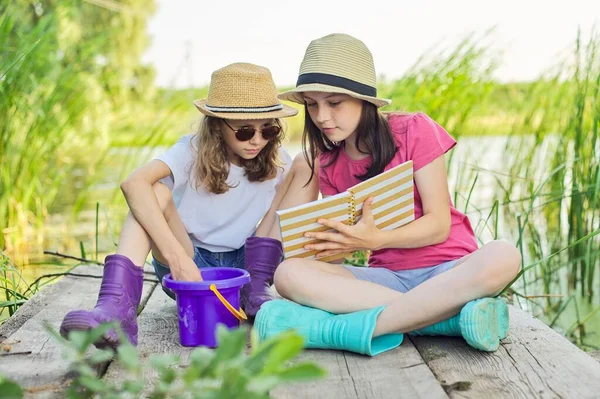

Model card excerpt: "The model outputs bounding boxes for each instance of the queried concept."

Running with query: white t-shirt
[156,134,292,252]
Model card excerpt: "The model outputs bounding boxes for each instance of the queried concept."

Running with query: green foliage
[43,322,325,398]
[451,30,600,347]
[0,251,32,318]
[1,247,80,321]
[380,32,498,139]
[0,373,24,399]
[0,0,160,253]
[343,250,369,267]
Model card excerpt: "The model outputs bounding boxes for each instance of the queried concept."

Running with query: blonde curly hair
[191,116,285,194]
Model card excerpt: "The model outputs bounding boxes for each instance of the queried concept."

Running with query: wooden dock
[2,264,600,398]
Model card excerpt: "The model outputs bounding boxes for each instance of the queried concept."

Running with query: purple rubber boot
[241,237,284,318]
[59,254,143,349]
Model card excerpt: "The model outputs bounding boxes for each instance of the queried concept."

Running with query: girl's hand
[170,255,203,282]
[304,197,382,258]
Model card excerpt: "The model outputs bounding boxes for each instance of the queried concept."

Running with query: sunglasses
[222,120,282,142]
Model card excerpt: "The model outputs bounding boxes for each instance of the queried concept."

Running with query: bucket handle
[209,284,247,321]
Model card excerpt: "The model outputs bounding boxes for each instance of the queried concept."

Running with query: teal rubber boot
[254,300,403,356]
[410,297,509,352]
[409,314,462,337]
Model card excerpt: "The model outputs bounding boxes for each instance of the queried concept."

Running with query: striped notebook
[277,160,415,263]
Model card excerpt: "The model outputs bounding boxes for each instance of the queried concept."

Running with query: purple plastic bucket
[162,267,250,348]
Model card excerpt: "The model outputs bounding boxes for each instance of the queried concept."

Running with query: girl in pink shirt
[255,34,522,356]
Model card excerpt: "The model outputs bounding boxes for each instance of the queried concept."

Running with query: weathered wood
[6,268,600,399]
[589,350,600,362]
[103,287,446,398]
[271,342,448,399]
[102,287,254,393]
[0,264,157,397]
[411,306,600,398]
[102,282,194,387]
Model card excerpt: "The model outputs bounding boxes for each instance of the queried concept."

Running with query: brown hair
[192,116,284,194]
[302,101,397,184]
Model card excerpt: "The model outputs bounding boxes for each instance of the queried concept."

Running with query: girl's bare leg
[274,240,521,335]
[116,182,194,266]
[59,182,193,347]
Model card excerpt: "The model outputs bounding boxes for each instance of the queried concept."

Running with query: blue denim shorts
[343,259,459,293]
[152,245,245,299]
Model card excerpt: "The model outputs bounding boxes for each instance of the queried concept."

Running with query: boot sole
[460,298,509,352]
[60,310,120,350]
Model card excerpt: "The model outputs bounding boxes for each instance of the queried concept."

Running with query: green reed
[488,30,600,345]
[0,1,165,257]
[375,29,600,345]
[1,251,31,318]
[0,203,109,322]
[1,5,107,254]
[380,31,498,141]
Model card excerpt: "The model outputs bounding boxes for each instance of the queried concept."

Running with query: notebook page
[348,160,415,230]
[277,191,352,260]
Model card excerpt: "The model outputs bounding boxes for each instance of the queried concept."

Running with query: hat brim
[278,84,391,108]
[193,100,298,120]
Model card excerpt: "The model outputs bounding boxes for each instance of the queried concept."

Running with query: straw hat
[279,33,391,108]
[194,63,298,119]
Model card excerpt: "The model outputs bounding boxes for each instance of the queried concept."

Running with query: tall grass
[455,31,600,346]
[0,204,112,322]
[1,8,94,256]
[505,32,599,283]
[375,30,600,345]
[0,5,120,259]
[380,31,498,140]
[0,2,171,260]
[0,252,29,318]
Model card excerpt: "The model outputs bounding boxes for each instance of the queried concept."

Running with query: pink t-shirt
[319,112,478,271]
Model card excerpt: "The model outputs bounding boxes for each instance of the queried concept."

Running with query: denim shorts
[152,245,245,299]
[343,259,460,293]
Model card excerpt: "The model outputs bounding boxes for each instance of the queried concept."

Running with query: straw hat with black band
[278,33,391,108]
[194,63,298,120]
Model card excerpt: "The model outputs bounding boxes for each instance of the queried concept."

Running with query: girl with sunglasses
[256,34,522,356]
[60,63,319,348]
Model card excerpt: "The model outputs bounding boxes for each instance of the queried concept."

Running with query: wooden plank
[0,264,157,397]
[272,341,448,399]
[104,287,446,398]
[411,306,600,398]
[102,287,257,388]
[10,272,600,399]
[102,284,194,386]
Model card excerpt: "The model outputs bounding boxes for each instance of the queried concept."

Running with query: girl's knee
[491,240,521,275]
[274,258,307,298]
[479,240,522,292]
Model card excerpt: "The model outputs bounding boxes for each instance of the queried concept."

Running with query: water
[5,136,600,349]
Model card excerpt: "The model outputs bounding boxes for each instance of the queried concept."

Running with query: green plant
[343,250,369,267]
[0,373,24,399]
[0,1,163,255]
[1,251,31,318]
[1,249,79,321]
[45,322,325,398]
